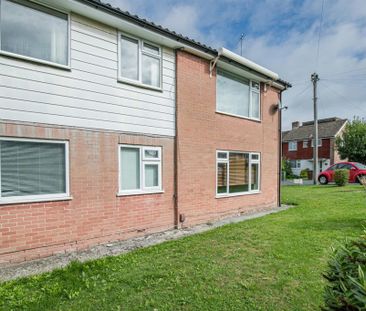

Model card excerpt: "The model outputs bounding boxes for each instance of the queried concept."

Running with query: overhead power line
[315,0,325,70]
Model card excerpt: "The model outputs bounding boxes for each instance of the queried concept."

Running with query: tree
[336,118,366,164]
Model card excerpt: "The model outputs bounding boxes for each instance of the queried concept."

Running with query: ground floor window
[217,150,260,196]
[119,145,162,195]
[0,137,69,203]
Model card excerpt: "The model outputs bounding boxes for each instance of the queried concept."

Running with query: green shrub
[323,234,366,310]
[300,169,310,179]
[334,169,349,186]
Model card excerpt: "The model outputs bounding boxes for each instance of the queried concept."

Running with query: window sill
[117,77,163,92]
[216,111,261,123]
[0,195,73,206]
[117,190,164,197]
[0,50,71,71]
[216,191,261,199]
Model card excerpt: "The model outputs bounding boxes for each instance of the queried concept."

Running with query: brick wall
[282,138,331,160]
[0,122,175,264]
[176,51,281,227]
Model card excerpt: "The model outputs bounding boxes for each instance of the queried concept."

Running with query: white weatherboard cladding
[0,14,176,137]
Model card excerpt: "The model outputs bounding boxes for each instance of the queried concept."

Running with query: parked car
[318,162,366,184]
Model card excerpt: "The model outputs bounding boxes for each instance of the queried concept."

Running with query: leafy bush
[300,169,310,179]
[323,234,366,310]
[282,158,294,179]
[334,169,349,186]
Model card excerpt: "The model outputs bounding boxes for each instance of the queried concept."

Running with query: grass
[1,185,365,310]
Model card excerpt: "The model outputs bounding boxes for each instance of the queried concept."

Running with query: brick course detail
[176,50,281,227]
[0,123,175,264]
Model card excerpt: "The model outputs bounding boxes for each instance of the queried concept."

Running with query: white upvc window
[303,140,308,148]
[0,0,70,68]
[0,137,70,204]
[311,139,322,147]
[288,141,297,151]
[216,150,260,197]
[118,33,162,90]
[119,145,162,195]
[216,69,261,121]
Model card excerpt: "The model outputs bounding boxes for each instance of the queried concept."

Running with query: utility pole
[240,34,245,56]
[311,72,319,185]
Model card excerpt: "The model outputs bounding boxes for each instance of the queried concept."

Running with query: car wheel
[318,175,328,185]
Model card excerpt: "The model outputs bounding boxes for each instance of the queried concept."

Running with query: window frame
[0,136,71,205]
[118,144,163,196]
[288,141,297,151]
[216,150,261,198]
[117,32,163,91]
[303,140,308,148]
[0,0,71,70]
[216,68,261,122]
[311,138,322,147]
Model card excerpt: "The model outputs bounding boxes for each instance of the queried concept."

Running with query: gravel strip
[0,205,292,282]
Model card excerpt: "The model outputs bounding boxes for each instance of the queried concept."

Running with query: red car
[318,162,366,184]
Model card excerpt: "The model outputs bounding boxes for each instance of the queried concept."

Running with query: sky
[108,0,366,129]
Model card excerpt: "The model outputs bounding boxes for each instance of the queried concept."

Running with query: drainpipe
[173,48,180,229]
[278,88,288,207]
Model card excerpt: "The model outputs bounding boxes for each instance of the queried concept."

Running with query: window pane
[229,153,249,193]
[142,54,160,87]
[217,162,227,194]
[251,154,259,160]
[1,140,66,197]
[251,91,260,119]
[144,149,159,159]
[1,0,68,65]
[121,147,140,190]
[217,70,250,117]
[251,163,259,191]
[144,164,159,187]
[217,152,227,159]
[120,36,139,80]
[143,42,160,55]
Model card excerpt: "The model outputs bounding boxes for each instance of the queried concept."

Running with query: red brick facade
[282,138,331,161]
[0,122,175,264]
[0,52,283,265]
[176,51,281,227]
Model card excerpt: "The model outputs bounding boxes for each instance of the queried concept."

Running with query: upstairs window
[0,0,69,66]
[311,139,322,147]
[288,141,297,151]
[216,69,260,120]
[119,34,162,89]
[303,140,308,148]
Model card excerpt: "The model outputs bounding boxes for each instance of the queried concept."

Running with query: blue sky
[109,0,366,129]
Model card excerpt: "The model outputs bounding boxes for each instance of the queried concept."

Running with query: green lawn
[1,185,365,310]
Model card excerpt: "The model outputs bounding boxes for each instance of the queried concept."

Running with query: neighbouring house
[282,117,348,176]
[0,0,290,264]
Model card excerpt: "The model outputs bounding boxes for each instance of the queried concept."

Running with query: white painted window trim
[117,31,163,91]
[118,144,163,196]
[288,141,297,151]
[303,140,308,148]
[311,138,322,147]
[0,0,71,70]
[216,150,261,198]
[0,136,71,205]
[216,69,261,122]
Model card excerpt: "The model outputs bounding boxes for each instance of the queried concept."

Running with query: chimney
[292,121,301,129]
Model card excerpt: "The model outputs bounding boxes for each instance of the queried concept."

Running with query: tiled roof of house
[282,117,348,141]
[77,0,291,88]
